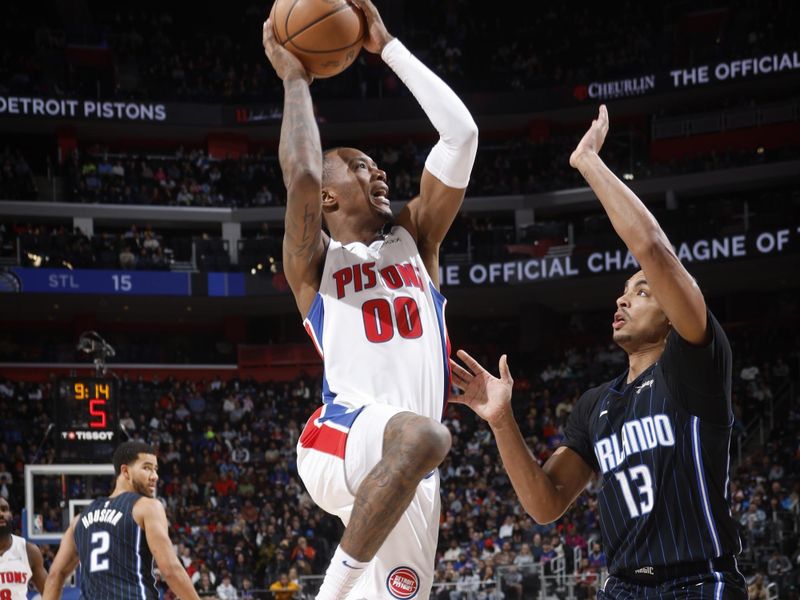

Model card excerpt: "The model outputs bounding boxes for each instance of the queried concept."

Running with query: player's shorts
[297,401,440,600]
[599,559,747,599]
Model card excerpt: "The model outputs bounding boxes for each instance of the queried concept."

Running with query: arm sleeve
[381,39,478,188]
[562,389,600,472]
[660,309,732,425]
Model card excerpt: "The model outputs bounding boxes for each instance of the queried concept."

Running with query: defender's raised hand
[262,19,312,83]
[450,350,514,428]
[569,104,610,169]
[347,0,394,54]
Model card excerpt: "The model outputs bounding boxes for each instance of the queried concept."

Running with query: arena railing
[3,159,799,222]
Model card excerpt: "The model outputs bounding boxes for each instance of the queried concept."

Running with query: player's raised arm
[135,497,201,600]
[349,0,478,277]
[42,518,81,600]
[569,105,708,344]
[450,351,593,523]
[26,541,48,593]
[262,19,326,315]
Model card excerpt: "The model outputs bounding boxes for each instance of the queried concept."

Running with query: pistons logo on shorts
[386,566,419,599]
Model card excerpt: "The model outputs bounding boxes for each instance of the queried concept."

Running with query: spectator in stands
[436,564,458,600]
[194,571,215,597]
[574,557,598,600]
[191,563,216,587]
[215,573,237,600]
[747,573,769,600]
[119,244,136,269]
[741,502,768,540]
[529,533,544,561]
[498,515,515,540]
[443,539,461,562]
[767,549,792,593]
[587,541,606,569]
[269,573,299,600]
[477,565,503,600]
[451,566,480,600]
[492,542,511,567]
[512,543,534,571]
[239,576,255,599]
[500,564,523,600]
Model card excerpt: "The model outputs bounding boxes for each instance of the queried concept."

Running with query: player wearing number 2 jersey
[43,442,201,600]
[450,106,746,599]
[262,0,478,597]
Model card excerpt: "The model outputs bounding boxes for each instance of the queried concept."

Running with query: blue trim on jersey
[136,527,146,600]
[691,416,722,556]
[429,282,450,414]
[321,372,336,404]
[316,402,363,429]
[305,294,337,404]
[710,560,724,600]
[305,294,325,353]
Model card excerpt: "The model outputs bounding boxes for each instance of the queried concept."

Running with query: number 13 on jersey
[614,464,655,518]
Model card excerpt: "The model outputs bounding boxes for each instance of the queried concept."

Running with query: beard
[132,479,155,498]
[0,523,11,536]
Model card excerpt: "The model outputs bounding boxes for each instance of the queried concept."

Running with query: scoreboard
[55,378,119,462]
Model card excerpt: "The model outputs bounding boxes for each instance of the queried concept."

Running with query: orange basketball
[270,0,366,78]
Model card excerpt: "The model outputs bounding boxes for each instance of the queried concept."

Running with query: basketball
[270,0,366,78]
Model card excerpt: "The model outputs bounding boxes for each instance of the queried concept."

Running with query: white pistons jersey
[303,225,451,422]
[0,535,33,600]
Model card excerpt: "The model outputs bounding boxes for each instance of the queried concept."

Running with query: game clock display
[55,378,119,461]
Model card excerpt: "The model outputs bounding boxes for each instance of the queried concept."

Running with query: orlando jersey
[73,492,157,600]
[0,534,33,600]
[564,311,741,576]
[303,225,451,422]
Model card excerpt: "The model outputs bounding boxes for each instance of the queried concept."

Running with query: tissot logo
[62,430,115,441]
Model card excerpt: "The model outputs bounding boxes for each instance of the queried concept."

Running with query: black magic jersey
[73,492,158,600]
[564,311,742,577]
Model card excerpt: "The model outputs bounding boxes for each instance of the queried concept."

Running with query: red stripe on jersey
[303,321,324,359]
[299,406,348,458]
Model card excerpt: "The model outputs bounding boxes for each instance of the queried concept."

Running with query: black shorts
[598,569,747,599]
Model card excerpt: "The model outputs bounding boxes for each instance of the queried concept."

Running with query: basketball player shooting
[262,0,478,598]
[0,498,47,600]
[450,106,747,599]
[43,442,201,600]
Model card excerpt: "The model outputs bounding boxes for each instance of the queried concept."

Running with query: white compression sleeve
[381,38,478,188]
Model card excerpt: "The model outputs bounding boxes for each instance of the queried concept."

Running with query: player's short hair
[322,147,345,184]
[113,441,156,476]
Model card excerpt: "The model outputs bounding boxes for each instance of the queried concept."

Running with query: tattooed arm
[263,19,327,317]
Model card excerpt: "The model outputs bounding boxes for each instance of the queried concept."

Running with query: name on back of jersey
[81,507,124,529]
[332,261,423,299]
[594,414,675,473]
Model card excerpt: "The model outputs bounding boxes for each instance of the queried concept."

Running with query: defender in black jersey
[43,441,201,600]
[450,106,747,599]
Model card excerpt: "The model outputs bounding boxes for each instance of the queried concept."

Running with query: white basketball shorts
[297,401,441,600]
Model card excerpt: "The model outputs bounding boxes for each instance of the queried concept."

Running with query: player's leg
[317,408,451,600]
[341,411,450,557]
[348,468,440,599]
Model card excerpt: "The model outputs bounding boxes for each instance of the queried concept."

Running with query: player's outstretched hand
[449,350,514,428]
[262,19,312,83]
[569,104,610,169]
[347,0,394,54]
